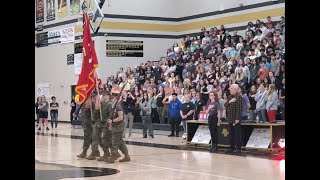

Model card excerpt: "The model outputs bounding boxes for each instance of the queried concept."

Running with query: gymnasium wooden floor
[35,123,285,180]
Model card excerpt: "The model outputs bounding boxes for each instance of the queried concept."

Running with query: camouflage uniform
[102,102,113,141]
[106,100,131,163]
[86,106,105,160]
[77,104,93,158]
[96,101,113,161]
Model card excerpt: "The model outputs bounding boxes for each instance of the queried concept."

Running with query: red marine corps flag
[75,12,99,104]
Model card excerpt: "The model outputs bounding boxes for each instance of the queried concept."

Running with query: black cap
[172,92,178,96]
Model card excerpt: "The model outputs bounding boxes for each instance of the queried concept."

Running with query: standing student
[168,93,182,137]
[205,92,221,152]
[35,97,41,127]
[38,95,50,131]
[255,83,268,123]
[266,84,278,123]
[194,92,205,120]
[140,93,154,138]
[50,96,59,129]
[180,94,195,139]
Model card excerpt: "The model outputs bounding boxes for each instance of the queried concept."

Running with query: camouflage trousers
[91,124,112,152]
[82,123,93,150]
[111,131,128,155]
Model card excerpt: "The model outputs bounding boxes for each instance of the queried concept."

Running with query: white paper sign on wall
[74,53,83,75]
[246,128,271,148]
[191,125,211,144]
[37,83,50,99]
[60,27,75,44]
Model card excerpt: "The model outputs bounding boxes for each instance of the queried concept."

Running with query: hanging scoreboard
[106,40,143,57]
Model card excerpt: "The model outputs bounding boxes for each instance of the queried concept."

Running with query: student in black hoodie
[121,90,136,139]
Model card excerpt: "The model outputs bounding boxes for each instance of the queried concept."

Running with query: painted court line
[121,169,165,173]
[129,162,246,180]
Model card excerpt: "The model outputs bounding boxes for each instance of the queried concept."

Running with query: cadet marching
[75,87,131,163]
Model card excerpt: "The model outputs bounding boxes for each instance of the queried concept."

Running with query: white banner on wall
[60,27,75,43]
[37,83,50,99]
[47,29,61,44]
[46,26,75,45]
[74,53,83,75]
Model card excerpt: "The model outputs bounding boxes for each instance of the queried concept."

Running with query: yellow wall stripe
[176,7,284,31]
[71,7,284,34]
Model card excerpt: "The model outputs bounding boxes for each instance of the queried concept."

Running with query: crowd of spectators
[94,15,285,139]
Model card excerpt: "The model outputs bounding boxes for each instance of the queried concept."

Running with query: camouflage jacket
[111,101,125,132]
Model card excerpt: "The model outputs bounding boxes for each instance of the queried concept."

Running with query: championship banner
[70,0,81,15]
[46,0,56,21]
[58,0,68,18]
[36,0,44,23]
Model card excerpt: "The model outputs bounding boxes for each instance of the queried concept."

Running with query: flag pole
[73,11,85,118]
[90,98,93,122]
[95,71,103,122]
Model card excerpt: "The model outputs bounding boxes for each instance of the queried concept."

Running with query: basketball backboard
[81,0,104,34]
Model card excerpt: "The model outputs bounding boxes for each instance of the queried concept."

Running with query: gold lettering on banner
[222,128,229,137]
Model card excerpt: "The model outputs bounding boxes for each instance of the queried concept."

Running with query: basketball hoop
[81,0,105,34]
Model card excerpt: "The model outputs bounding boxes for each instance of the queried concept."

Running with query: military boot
[85,150,100,160]
[119,154,131,162]
[97,150,110,161]
[114,151,121,160]
[105,153,119,163]
[104,150,121,162]
[76,149,87,158]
